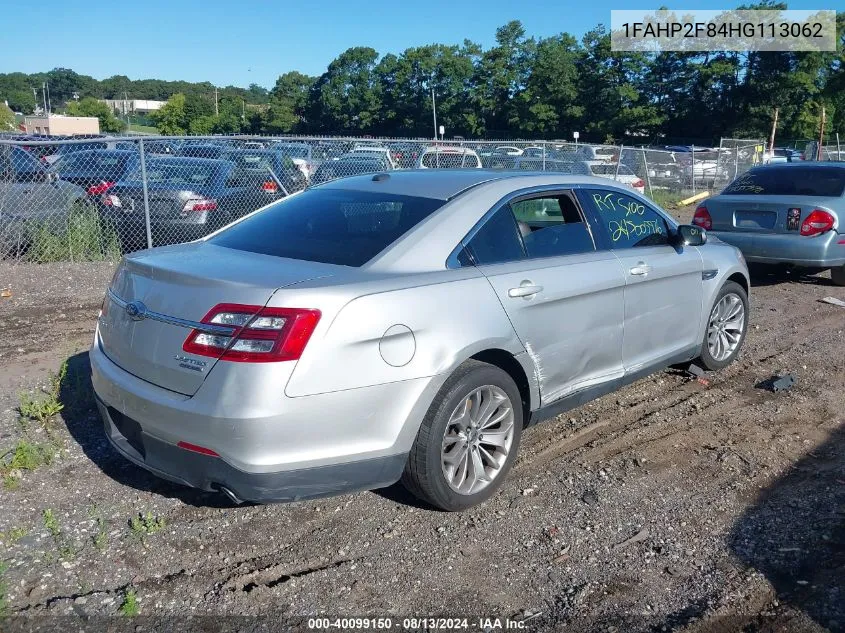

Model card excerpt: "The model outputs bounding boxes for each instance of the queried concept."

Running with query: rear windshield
[53,153,132,175]
[210,189,446,266]
[723,167,845,196]
[422,153,479,168]
[125,160,220,186]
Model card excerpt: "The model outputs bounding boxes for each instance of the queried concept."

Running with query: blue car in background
[696,163,845,285]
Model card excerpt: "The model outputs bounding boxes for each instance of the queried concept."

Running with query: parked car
[48,149,139,200]
[763,148,803,164]
[310,154,393,184]
[697,163,845,285]
[494,146,524,156]
[219,149,307,195]
[417,147,482,169]
[100,157,269,249]
[178,144,226,160]
[42,140,111,165]
[521,146,546,158]
[91,170,749,510]
[347,146,398,170]
[270,142,315,179]
[0,145,87,256]
[583,161,646,194]
[387,142,422,168]
[576,145,617,163]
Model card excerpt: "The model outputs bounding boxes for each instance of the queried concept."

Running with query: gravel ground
[0,214,843,633]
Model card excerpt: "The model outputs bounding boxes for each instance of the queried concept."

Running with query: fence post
[641,147,653,199]
[138,139,153,250]
[691,144,696,195]
[614,143,624,181]
[542,140,546,171]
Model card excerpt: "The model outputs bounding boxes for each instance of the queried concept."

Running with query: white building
[100,99,165,115]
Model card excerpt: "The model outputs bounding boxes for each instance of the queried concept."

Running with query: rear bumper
[89,330,439,502]
[709,230,845,267]
[98,398,405,503]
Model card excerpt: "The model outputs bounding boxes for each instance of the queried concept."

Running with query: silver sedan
[91,170,750,511]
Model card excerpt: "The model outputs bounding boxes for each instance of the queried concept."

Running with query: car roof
[317,169,623,200]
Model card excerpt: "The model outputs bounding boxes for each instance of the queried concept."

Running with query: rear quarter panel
[280,269,526,398]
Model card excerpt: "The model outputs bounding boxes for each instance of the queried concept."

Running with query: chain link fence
[0,134,765,264]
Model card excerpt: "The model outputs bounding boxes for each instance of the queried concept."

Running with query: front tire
[401,361,523,511]
[697,281,749,370]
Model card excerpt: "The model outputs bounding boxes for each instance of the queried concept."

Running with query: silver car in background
[91,171,750,511]
[697,163,845,285]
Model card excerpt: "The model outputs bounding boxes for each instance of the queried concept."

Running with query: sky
[0,0,833,89]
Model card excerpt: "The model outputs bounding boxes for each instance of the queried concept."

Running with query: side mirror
[676,224,707,246]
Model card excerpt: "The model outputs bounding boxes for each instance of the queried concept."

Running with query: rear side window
[724,167,845,196]
[464,206,525,265]
[210,189,446,267]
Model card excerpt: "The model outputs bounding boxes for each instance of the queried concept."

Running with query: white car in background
[494,146,524,156]
[349,146,398,169]
[580,160,645,194]
[417,146,482,169]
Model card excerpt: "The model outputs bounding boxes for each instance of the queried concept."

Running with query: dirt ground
[0,210,843,633]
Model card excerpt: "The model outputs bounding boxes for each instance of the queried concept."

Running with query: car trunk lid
[98,241,337,396]
[706,195,841,234]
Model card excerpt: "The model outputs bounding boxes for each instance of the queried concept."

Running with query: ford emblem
[125,301,147,321]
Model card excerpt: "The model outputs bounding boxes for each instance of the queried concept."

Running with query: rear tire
[831,265,845,287]
[696,281,749,370]
[402,361,523,511]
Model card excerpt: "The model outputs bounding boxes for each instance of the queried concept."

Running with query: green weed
[119,588,139,616]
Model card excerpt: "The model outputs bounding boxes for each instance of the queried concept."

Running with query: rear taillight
[102,194,121,207]
[693,205,712,230]
[800,209,835,236]
[632,179,645,189]
[87,180,115,196]
[183,198,217,213]
[182,303,321,363]
[261,180,278,193]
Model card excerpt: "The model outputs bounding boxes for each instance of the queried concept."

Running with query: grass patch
[89,506,109,552]
[25,201,122,264]
[18,391,64,426]
[129,512,166,539]
[645,189,689,210]
[42,509,60,539]
[0,527,27,545]
[0,562,8,616]
[42,509,77,561]
[119,588,139,616]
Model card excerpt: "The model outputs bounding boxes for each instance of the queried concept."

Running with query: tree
[266,71,314,132]
[0,102,15,131]
[5,89,36,114]
[150,93,187,135]
[66,97,126,133]
[308,47,382,133]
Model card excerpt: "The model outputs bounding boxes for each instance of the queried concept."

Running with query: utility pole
[817,106,826,161]
[430,85,438,142]
[242,99,245,121]
[768,107,778,161]
[125,91,131,132]
[214,87,219,117]
[41,83,47,117]
[46,82,51,114]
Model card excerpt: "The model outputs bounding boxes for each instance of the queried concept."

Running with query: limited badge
[787,208,801,231]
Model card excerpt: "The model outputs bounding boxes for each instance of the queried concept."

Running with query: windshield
[723,167,845,196]
[210,188,445,266]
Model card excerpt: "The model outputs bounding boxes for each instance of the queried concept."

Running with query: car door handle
[629,263,652,276]
[508,284,543,298]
